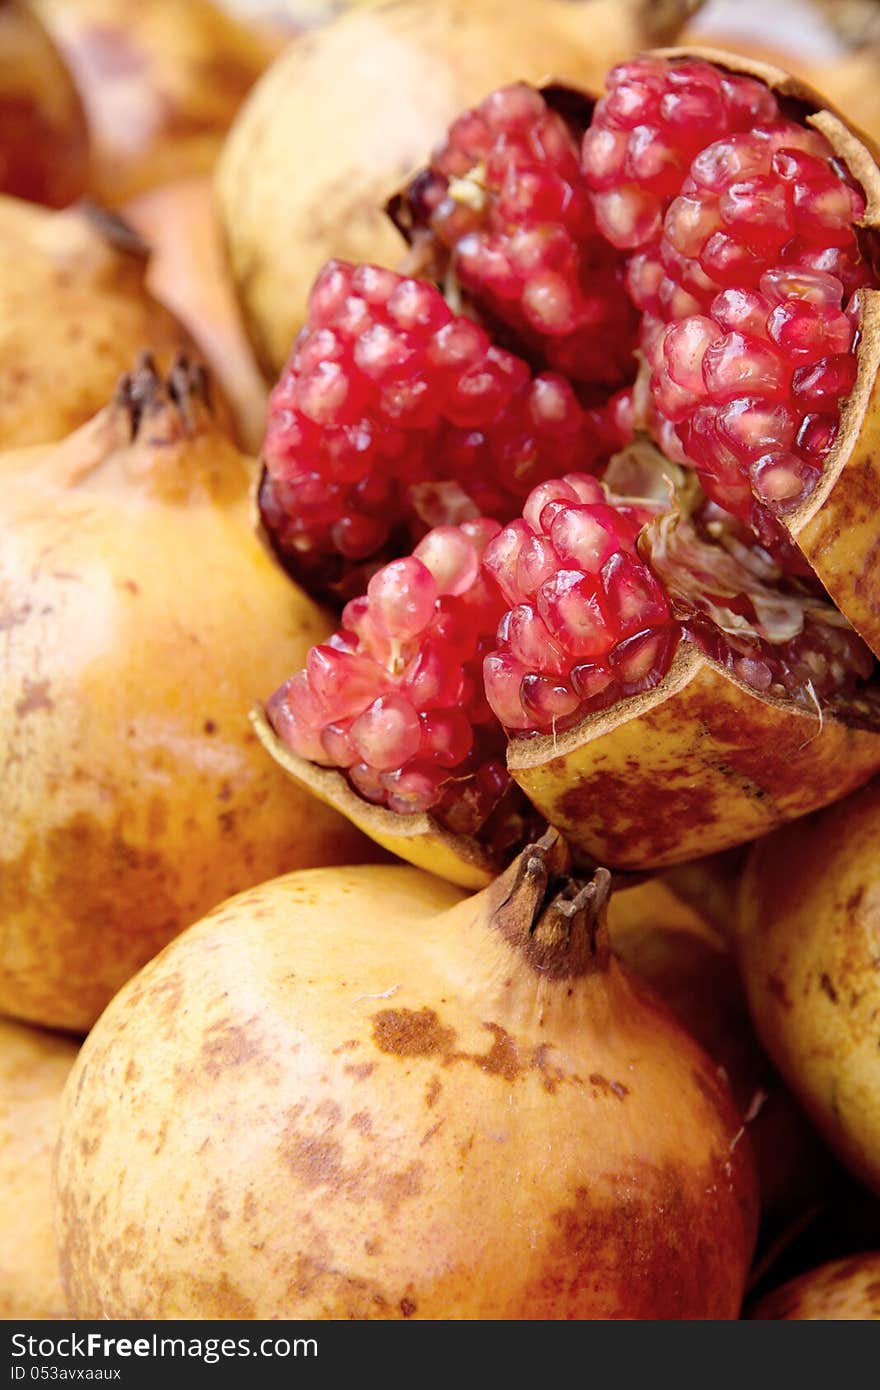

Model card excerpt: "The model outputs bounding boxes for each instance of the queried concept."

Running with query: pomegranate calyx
[489,829,612,977]
[116,351,212,444]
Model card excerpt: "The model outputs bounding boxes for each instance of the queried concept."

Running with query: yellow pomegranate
[31,0,280,207]
[0,0,89,207]
[748,1252,880,1319]
[0,195,190,448]
[0,1018,77,1320]
[737,775,880,1196]
[0,356,373,1034]
[122,175,269,453]
[54,832,759,1320]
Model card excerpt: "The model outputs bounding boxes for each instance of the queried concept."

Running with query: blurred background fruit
[0,0,89,207]
[30,0,281,206]
[0,1018,77,1320]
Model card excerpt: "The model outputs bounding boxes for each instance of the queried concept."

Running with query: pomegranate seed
[261,262,612,597]
[484,474,678,732]
[267,520,512,831]
[400,83,637,388]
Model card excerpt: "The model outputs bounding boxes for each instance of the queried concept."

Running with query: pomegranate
[0,356,375,1034]
[0,1018,77,1320]
[608,877,829,1228]
[122,175,269,452]
[215,0,697,377]
[736,774,880,1196]
[31,0,279,207]
[0,0,88,207]
[257,52,880,875]
[54,831,759,1320]
[748,1251,880,1319]
[0,195,191,447]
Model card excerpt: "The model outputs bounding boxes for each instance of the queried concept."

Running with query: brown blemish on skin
[279,1113,424,1216]
[400,1297,417,1317]
[333,1040,360,1054]
[589,1073,629,1100]
[371,1008,582,1091]
[14,677,54,717]
[425,1076,442,1108]
[420,1120,444,1147]
[846,885,865,915]
[819,973,839,1004]
[349,1111,372,1134]
[199,1020,266,1079]
[767,974,793,1009]
[519,1150,756,1318]
[343,1061,376,1080]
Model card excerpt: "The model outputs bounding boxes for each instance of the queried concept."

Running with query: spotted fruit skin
[0,1018,76,1320]
[54,858,758,1319]
[508,644,880,869]
[737,776,880,1196]
[0,197,190,448]
[0,375,374,1033]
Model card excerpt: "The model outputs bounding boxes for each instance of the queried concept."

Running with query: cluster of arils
[259,54,880,869]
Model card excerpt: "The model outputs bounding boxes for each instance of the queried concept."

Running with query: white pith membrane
[607,443,878,718]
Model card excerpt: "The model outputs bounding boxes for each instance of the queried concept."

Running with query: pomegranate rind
[655,47,880,659]
[215,0,697,377]
[0,364,374,1033]
[251,706,495,890]
[54,851,758,1319]
[747,1253,880,1320]
[506,642,880,869]
[737,776,880,1196]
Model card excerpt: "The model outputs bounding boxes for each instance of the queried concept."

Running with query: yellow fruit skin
[507,644,880,871]
[31,0,279,206]
[748,1252,880,1320]
[54,859,758,1320]
[0,197,190,448]
[216,0,693,377]
[0,1018,77,1320]
[0,387,375,1033]
[737,776,880,1195]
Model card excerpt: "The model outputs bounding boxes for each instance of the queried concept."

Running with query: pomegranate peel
[54,829,759,1319]
[251,704,496,890]
[507,639,880,869]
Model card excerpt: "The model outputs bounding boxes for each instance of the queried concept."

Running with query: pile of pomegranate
[7,0,880,1327]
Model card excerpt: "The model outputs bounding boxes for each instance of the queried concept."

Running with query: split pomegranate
[257,50,880,875]
[216,0,698,375]
[394,82,638,390]
[54,832,759,1319]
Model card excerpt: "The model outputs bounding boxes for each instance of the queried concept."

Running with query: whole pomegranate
[0,0,88,207]
[0,356,373,1034]
[54,832,759,1319]
[748,1252,880,1319]
[0,1018,77,1320]
[31,0,279,206]
[0,195,190,447]
[122,175,269,452]
[255,52,880,878]
[736,774,880,1196]
[608,877,829,1227]
[215,0,697,376]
